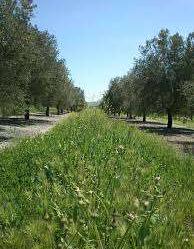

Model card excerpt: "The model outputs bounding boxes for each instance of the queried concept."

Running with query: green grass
[149,114,194,129]
[0,109,193,248]
[0,105,45,117]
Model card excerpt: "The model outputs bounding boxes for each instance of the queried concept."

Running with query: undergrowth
[0,109,193,248]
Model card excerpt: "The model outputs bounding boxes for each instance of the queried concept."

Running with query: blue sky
[32,0,194,101]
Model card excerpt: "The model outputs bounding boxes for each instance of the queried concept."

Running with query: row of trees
[0,0,85,119]
[101,29,194,128]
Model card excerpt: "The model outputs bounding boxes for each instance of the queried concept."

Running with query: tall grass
[0,109,193,248]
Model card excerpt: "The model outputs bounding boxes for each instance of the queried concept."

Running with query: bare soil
[0,113,69,150]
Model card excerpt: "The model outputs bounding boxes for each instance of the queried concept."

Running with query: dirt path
[0,113,69,150]
[125,118,194,154]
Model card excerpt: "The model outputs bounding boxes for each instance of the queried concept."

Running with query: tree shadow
[0,135,13,143]
[109,116,165,126]
[31,113,46,117]
[0,127,6,132]
[126,119,194,154]
[0,117,52,127]
[140,125,194,154]
[126,119,164,126]
[140,125,194,137]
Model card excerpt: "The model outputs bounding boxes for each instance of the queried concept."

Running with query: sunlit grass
[149,114,194,129]
[0,109,193,248]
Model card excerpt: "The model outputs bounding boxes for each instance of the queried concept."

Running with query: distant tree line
[101,29,194,128]
[0,0,85,119]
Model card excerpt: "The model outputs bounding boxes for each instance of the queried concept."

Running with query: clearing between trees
[0,113,68,150]
[0,109,193,248]
[125,117,194,154]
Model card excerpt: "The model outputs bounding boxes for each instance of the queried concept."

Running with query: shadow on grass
[110,116,165,126]
[110,115,194,154]
[126,119,165,126]
[113,117,194,154]
[140,126,194,154]
[139,125,194,137]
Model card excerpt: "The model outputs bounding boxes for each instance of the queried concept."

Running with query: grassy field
[0,109,193,248]
[149,114,194,129]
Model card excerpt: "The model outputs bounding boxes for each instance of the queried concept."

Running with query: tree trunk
[167,109,173,129]
[61,109,64,114]
[46,106,50,117]
[143,113,146,123]
[24,109,30,121]
[57,106,60,115]
[127,113,132,119]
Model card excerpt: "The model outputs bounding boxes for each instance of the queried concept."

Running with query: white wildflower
[134,198,140,208]
[143,200,150,207]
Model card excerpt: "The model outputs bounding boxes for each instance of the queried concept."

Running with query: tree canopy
[101,29,194,128]
[0,0,85,117]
